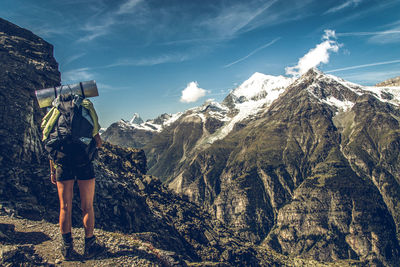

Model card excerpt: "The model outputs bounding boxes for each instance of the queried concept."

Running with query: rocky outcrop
[101,121,155,148]
[0,17,61,221]
[0,18,60,167]
[376,76,400,87]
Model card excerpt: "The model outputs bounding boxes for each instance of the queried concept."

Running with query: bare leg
[77,178,96,238]
[56,180,75,234]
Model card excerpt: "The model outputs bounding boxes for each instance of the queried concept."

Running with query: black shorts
[56,162,95,181]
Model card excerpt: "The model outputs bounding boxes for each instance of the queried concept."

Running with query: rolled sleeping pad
[35,80,99,108]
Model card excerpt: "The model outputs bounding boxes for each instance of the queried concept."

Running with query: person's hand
[51,171,56,185]
[94,133,102,148]
[49,160,56,185]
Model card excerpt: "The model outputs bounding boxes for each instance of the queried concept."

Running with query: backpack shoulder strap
[82,99,101,137]
[42,107,61,141]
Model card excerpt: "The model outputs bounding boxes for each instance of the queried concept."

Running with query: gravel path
[0,214,180,266]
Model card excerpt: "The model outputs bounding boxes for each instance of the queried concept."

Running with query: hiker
[41,93,105,260]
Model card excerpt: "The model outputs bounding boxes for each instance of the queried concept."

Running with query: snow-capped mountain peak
[129,113,144,125]
[300,68,400,112]
[232,72,294,101]
[105,69,400,149]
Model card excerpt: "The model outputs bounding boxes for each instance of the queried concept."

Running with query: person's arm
[94,133,102,148]
[50,160,56,184]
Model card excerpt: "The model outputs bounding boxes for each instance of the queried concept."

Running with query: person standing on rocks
[41,94,106,261]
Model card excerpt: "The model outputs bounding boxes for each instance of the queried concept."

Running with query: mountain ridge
[104,67,400,265]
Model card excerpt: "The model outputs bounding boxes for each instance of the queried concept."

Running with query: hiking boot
[84,236,106,259]
[61,240,79,261]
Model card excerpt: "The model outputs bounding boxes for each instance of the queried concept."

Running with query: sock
[62,232,72,243]
[85,235,95,244]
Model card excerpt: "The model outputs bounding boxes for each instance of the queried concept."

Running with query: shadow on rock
[0,223,51,245]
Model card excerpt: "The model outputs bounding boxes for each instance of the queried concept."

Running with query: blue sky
[2,0,400,127]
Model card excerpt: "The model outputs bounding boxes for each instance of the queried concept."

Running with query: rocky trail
[0,212,183,266]
[1,211,363,267]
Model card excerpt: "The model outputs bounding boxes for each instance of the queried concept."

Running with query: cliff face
[0,18,61,218]
[0,18,60,167]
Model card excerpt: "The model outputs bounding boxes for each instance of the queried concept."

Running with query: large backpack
[45,94,97,166]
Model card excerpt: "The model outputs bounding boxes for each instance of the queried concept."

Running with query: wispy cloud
[340,69,400,85]
[223,38,280,68]
[315,1,398,34]
[369,27,400,44]
[336,30,400,44]
[105,53,191,68]
[77,0,144,42]
[286,30,340,77]
[62,67,96,83]
[155,0,314,47]
[60,53,86,68]
[324,0,362,14]
[116,0,144,14]
[326,59,400,73]
[97,82,128,93]
[76,0,315,48]
[201,0,277,39]
[337,30,400,37]
[77,14,117,43]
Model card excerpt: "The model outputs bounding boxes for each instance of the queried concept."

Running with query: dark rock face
[145,114,204,181]
[0,17,61,221]
[0,18,60,166]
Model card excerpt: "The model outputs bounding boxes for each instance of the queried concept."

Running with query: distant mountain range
[103,69,400,265]
[376,76,400,87]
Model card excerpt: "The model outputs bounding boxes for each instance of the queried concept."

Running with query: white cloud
[285,29,340,77]
[180,82,208,103]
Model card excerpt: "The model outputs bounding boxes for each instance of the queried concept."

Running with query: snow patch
[205,98,267,144]
[163,112,183,127]
[362,86,400,106]
[322,96,354,112]
[232,72,293,100]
